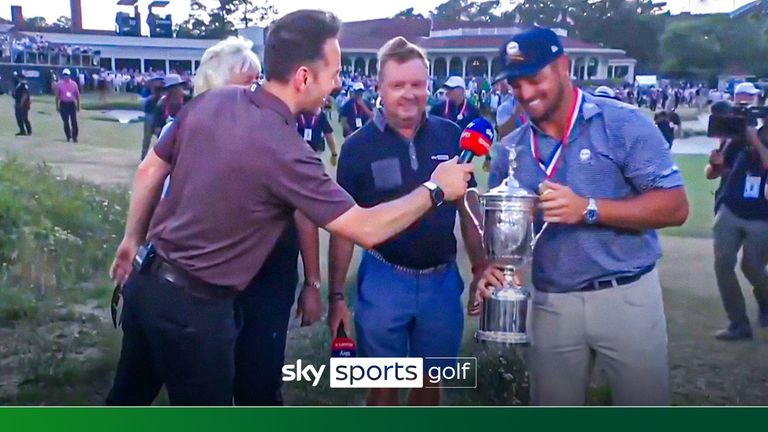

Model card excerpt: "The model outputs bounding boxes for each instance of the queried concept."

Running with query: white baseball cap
[62,68,71,76]
[352,82,365,91]
[443,76,466,90]
[594,86,616,98]
[735,82,760,95]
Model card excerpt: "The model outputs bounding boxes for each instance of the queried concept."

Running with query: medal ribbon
[529,88,583,178]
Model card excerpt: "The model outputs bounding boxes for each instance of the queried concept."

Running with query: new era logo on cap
[497,27,564,80]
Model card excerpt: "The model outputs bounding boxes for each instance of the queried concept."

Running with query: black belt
[149,255,236,300]
[577,265,655,292]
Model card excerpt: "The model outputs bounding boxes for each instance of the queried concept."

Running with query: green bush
[0,158,128,294]
[0,159,128,402]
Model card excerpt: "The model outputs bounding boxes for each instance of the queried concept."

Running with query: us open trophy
[464,147,545,344]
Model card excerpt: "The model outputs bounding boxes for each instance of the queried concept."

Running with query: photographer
[705,82,768,341]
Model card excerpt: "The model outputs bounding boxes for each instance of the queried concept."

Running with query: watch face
[432,188,445,207]
[586,209,597,223]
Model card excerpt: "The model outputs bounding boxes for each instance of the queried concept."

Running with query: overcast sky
[0,0,757,32]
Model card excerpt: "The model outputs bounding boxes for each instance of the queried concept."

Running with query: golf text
[282,357,477,388]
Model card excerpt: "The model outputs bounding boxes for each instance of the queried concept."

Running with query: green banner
[0,407,766,432]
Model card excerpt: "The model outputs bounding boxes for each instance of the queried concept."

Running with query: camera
[708,101,768,139]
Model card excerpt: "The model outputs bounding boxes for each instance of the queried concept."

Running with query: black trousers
[14,106,31,134]
[233,222,300,406]
[106,270,241,406]
[59,101,78,140]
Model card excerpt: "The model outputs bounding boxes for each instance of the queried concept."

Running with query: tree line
[20,0,768,80]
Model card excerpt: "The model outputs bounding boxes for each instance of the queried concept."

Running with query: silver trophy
[464,147,546,344]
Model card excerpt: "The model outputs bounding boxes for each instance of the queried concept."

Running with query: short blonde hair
[193,36,262,96]
[377,37,428,81]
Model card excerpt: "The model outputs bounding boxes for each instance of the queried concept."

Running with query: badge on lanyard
[457,114,464,121]
[355,118,363,128]
[744,175,762,199]
[65,91,73,98]
[303,128,313,142]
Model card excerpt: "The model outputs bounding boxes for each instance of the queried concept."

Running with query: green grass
[662,154,716,239]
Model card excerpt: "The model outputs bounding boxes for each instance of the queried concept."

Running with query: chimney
[70,0,83,31]
[11,5,24,29]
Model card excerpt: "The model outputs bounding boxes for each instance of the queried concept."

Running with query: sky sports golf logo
[282,357,477,389]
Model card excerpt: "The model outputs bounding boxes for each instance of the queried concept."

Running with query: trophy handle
[531,222,549,249]
[463,188,484,237]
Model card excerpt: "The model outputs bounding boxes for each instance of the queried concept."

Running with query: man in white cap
[734,82,761,105]
[593,85,618,100]
[54,68,80,143]
[339,81,372,137]
[429,76,480,130]
[705,81,768,340]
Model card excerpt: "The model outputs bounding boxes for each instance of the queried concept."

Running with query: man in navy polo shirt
[705,84,768,340]
[328,37,485,406]
[339,82,373,137]
[429,75,480,130]
[296,109,339,166]
[477,27,689,405]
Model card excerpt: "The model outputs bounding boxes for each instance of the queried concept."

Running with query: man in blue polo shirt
[476,27,689,405]
[296,109,339,166]
[339,82,373,137]
[429,75,480,130]
[328,37,485,406]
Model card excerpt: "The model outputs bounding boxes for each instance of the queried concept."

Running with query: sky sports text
[282,357,477,388]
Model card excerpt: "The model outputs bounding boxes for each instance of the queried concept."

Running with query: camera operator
[705,82,768,341]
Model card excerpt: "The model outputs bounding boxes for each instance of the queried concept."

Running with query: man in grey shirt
[476,27,689,406]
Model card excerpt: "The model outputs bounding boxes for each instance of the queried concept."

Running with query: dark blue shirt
[337,109,476,269]
[429,98,481,130]
[296,111,333,152]
[339,98,372,137]
[490,91,683,293]
[719,145,768,220]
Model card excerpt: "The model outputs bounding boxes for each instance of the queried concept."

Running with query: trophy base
[475,330,530,345]
[476,273,530,346]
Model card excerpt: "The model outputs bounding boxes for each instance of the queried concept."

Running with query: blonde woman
[193,36,261,95]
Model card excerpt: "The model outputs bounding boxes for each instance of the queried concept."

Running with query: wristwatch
[422,181,445,207]
[583,198,599,225]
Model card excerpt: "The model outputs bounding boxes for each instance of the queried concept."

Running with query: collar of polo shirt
[247,86,295,126]
[525,90,603,136]
[372,108,429,135]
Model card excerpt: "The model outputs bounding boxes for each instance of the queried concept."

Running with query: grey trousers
[713,206,768,327]
[527,269,670,406]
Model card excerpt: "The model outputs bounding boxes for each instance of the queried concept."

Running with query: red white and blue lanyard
[530,88,583,178]
[445,99,467,119]
[298,114,318,129]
